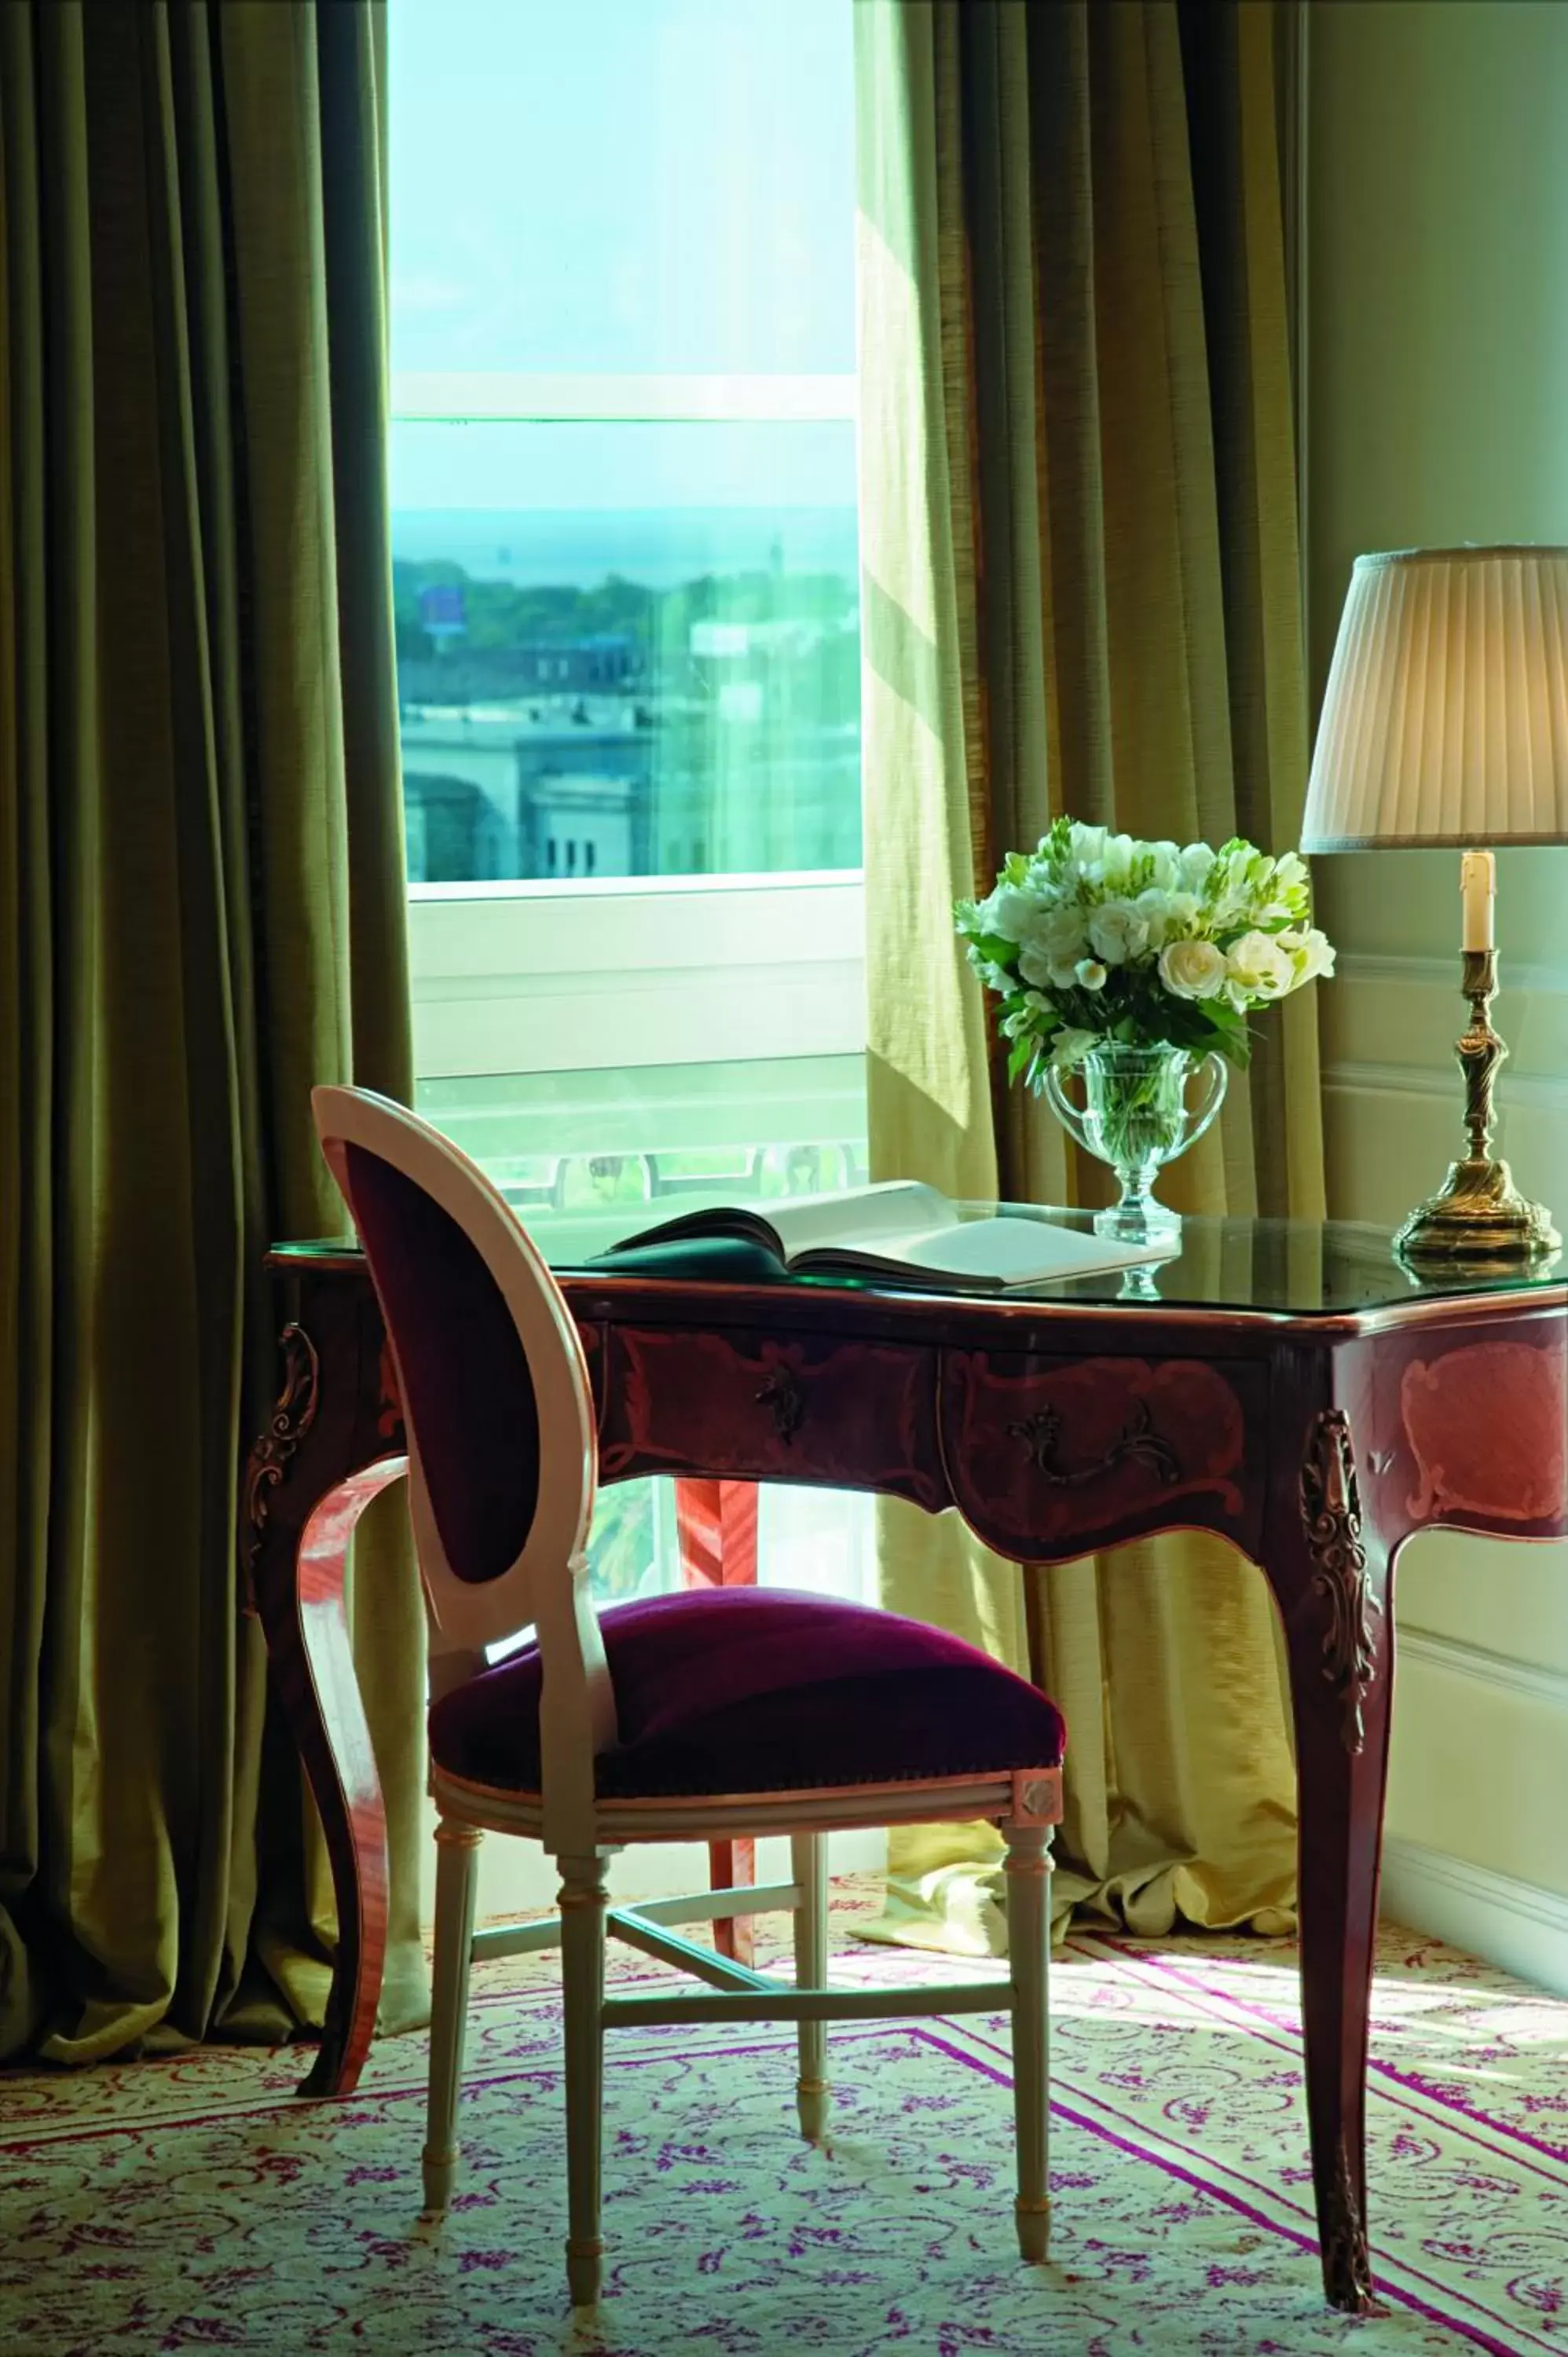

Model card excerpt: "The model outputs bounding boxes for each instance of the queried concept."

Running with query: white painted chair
[313,1085,1066,2311]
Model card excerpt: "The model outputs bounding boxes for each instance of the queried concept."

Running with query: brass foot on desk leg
[1322,2152,1384,2315]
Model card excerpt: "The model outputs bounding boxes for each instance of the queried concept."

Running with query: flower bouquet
[955,817,1335,1240]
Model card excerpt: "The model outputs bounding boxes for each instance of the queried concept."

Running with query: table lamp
[1302,544,1566,1264]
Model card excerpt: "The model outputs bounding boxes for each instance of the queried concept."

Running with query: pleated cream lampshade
[1302,545,1568,850]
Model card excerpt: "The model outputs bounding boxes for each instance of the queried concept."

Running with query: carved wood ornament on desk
[241,1323,319,1581]
[1299,1407,1382,1756]
[243,1244,1566,2317]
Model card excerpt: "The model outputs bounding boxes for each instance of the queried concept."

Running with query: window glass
[390,0,855,376]
[391,420,860,883]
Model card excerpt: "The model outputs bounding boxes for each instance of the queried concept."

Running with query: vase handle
[1181,1051,1229,1150]
[1040,1060,1093,1153]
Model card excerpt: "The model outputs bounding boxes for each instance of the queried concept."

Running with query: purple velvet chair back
[342,1142,540,1589]
[310,1088,604,1757]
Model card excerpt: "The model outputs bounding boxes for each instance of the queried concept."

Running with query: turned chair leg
[423,1820,482,2216]
[790,1831,830,2142]
[1005,1823,1053,2262]
[559,1852,610,2308]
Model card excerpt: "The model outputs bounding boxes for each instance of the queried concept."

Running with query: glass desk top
[277,1207,1566,1321]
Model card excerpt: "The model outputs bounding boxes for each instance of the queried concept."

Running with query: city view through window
[389,0,872,1607]
[394,429,861,888]
[390,0,861,890]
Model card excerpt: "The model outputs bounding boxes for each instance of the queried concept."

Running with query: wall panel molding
[1323,1060,1568,1112]
[1337,951,1568,997]
[1381,1837,1568,1996]
[1397,1627,1568,1716]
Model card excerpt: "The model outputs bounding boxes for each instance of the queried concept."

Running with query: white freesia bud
[1146,841,1181,892]
[1278,926,1336,982]
[1178,841,1217,892]
[1051,1027,1099,1066]
[1157,938,1228,1000]
[1086,901,1150,965]
[1138,888,1200,949]
[1074,958,1108,992]
[1094,834,1138,892]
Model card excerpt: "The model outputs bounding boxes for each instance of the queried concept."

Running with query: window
[390,0,860,892]
[390,0,870,1607]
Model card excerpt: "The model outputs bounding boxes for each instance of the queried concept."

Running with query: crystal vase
[1042,1042,1227,1245]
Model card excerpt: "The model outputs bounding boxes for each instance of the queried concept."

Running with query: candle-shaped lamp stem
[1394,858,1558,1263]
[1460,849,1496,951]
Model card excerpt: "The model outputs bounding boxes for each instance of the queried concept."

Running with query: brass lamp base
[1394,1157,1559,1264]
[1395,947,1560,1267]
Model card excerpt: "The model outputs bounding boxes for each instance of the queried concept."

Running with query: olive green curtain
[0,0,427,2060]
[855,0,1320,1952]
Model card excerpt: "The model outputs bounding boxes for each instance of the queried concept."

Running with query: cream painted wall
[1306,1,1568,1979]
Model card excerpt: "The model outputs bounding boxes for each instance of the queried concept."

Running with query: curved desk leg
[676,1478,760,1963]
[252,1456,408,2097]
[296,1459,410,2095]
[1268,1403,1394,2316]
[244,1299,408,2099]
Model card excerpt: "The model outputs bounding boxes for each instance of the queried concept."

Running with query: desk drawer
[597,1325,945,1508]
[940,1349,1263,1561]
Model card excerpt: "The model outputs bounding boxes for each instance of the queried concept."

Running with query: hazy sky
[389,0,856,379]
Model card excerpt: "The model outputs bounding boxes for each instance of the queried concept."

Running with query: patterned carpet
[3,1883,1566,2356]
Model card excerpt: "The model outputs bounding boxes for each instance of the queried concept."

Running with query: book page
[811,1214,1167,1285]
[763,1179,951,1259]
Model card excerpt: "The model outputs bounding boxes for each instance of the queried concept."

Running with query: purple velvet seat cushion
[428,1587,1066,1801]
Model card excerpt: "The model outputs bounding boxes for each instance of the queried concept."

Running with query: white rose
[1225,929,1295,1003]
[1050,1026,1099,1066]
[1024,915,1090,982]
[1086,900,1150,966]
[1158,937,1228,1001]
[1074,958,1108,993]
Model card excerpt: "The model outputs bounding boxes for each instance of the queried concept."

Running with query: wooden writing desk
[242,1211,1566,2313]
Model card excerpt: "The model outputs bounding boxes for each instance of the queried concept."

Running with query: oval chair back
[311,1084,614,1853]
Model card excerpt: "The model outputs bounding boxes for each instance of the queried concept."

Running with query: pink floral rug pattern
[2,1886,1566,2355]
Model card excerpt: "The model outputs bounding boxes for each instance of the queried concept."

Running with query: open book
[607,1181,1172,1294]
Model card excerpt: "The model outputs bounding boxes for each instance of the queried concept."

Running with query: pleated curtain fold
[854,0,1321,1951]
[0,0,426,2060]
